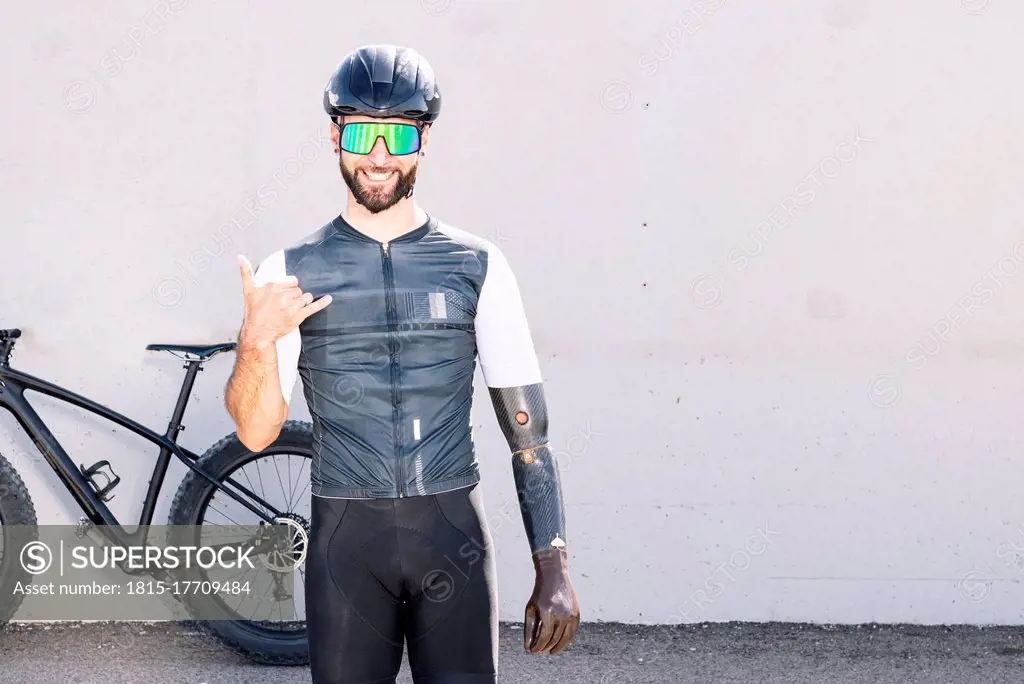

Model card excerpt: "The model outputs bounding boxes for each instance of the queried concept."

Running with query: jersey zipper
[380,241,406,497]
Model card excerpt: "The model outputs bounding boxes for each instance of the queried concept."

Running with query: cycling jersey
[253,212,542,499]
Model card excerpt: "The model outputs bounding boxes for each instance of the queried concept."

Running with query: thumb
[238,255,255,297]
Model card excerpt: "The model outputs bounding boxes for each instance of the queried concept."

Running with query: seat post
[0,340,13,367]
[166,358,203,441]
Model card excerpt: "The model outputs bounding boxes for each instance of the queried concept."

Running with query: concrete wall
[3,0,1024,624]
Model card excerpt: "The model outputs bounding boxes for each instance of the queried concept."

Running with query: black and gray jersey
[253,213,541,499]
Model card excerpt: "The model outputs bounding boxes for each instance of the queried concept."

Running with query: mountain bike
[0,328,313,665]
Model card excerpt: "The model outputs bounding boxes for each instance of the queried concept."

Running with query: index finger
[237,255,255,296]
[298,293,333,320]
[531,610,557,654]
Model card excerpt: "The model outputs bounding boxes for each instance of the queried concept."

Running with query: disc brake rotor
[258,514,309,572]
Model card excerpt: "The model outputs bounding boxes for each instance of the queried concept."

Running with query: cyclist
[224,44,581,684]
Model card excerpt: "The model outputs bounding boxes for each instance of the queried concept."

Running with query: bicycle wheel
[0,450,38,625]
[167,420,313,665]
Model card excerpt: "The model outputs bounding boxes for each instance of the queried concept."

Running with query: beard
[340,160,419,214]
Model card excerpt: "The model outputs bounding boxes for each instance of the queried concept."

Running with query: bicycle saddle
[146,342,237,360]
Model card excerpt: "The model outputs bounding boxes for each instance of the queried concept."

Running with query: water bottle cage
[80,460,121,502]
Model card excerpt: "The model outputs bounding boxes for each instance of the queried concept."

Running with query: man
[223,44,580,684]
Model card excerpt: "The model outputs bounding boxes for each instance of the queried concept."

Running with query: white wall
[3,0,1024,625]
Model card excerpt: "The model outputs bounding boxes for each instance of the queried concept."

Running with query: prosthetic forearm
[489,383,567,555]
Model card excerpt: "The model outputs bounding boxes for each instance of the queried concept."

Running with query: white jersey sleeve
[252,250,302,405]
[474,244,544,388]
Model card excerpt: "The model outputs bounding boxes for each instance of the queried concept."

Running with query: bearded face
[334,116,426,214]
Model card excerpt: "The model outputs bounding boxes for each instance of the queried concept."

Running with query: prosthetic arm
[489,382,579,655]
[474,243,580,655]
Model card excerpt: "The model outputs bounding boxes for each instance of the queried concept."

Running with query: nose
[367,136,391,166]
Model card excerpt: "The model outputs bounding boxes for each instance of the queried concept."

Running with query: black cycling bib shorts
[306,485,498,683]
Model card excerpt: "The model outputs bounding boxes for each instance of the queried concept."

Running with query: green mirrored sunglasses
[338,121,422,156]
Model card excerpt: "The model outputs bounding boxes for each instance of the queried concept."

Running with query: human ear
[419,124,431,156]
[330,120,341,154]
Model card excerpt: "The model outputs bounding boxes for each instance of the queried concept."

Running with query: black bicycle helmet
[323,44,441,124]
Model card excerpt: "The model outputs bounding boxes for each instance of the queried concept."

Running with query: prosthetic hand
[525,543,580,654]
[489,384,581,654]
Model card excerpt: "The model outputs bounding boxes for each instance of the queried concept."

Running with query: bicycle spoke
[239,465,261,509]
[285,455,294,510]
[203,504,247,528]
[230,461,272,521]
[292,477,312,512]
[241,462,275,518]
[285,456,307,511]
[285,455,309,512]
[254,459,268,510]
[288,456,303,509]
[271,456,288,512]
[192,450,312,627]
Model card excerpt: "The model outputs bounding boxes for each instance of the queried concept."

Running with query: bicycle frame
[0,355,287,550]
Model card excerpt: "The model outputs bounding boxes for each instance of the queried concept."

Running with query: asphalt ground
[2,621,1023,683]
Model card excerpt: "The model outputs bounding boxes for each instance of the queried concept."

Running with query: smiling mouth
[361,169,396,182]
